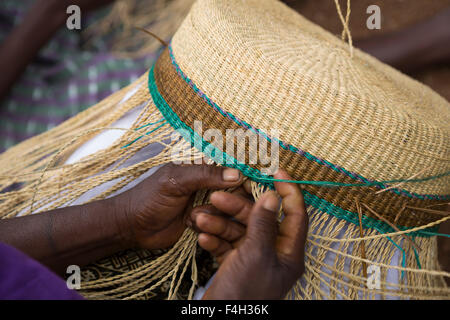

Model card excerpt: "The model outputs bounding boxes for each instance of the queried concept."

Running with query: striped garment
[0,0,160,152]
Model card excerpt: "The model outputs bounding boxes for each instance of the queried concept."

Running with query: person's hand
[188,179,253,263]
[193,170,308,300]
[113,163,243,250]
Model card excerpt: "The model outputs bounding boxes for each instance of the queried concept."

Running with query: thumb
[161,164,243,194]
[245,191,280,249]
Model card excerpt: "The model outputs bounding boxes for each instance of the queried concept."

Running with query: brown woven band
[154,48,445,228]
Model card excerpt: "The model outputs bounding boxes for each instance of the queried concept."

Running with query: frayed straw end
[134,27,169,47]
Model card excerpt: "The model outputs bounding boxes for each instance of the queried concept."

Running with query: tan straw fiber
[84,0,195,58]
[0,0,449,299]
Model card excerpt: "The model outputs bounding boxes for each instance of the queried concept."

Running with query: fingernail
[210,191,219,201]
[262,191,279,212]
[196,213,206,222]
[222,168,240,182]
[196,213,210,228]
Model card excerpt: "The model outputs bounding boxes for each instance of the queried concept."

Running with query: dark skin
[0,164,309,299]
[0,164,244,274]
[0,0,308,299]
[2,0,445,297]
[190,170,308,300]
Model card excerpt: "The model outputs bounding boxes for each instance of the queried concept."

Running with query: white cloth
[62,82,401,299]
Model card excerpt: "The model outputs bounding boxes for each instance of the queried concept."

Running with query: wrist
[107,195,138,250]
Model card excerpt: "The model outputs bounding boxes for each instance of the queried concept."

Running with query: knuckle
[162,164,194,194]
[217,245,230,257]
[228,223,245,241]
[210,239,222,253]
[204,164,222,180]
[156,171,174,189]
[220,222,234,239]
[199,165,214,183]
[156,163,173,180]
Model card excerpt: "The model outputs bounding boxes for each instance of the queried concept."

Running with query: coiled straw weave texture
[0,0,449,299]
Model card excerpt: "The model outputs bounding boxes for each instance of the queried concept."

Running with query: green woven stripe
[166,45,449,202]
[148,65,437,238]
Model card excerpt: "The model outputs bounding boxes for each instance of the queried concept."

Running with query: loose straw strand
[376,166,431,194]
[361,203,421,253]
[355,200,368,278]
[134,27,169,47]
[334,0,354,57]
[310,214,450,243]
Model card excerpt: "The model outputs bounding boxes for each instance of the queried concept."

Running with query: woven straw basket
[0,0,449,299]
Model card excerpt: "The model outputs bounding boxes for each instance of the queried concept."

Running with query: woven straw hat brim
[150,0,450,229]
[170,0,449,197]
[0,0,449,300]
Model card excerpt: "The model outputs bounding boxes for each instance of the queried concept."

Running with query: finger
[160,164,243,194]
[273,169,308,259]
[196,213,246,243]
[198,233,233,258]
[229,184,253,200]
[210,191,254,225]
[215,250,233,264]
[243,179,253,195]
[245,190,280,249]
[228,181,253,200]
[187,204,223,231]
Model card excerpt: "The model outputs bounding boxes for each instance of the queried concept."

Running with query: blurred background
[0,0,449,277]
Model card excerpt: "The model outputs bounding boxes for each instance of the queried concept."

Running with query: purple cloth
[0,242,84,300]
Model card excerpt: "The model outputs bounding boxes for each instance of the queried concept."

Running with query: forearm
[0,1,66,102]
[0,198,133,275]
